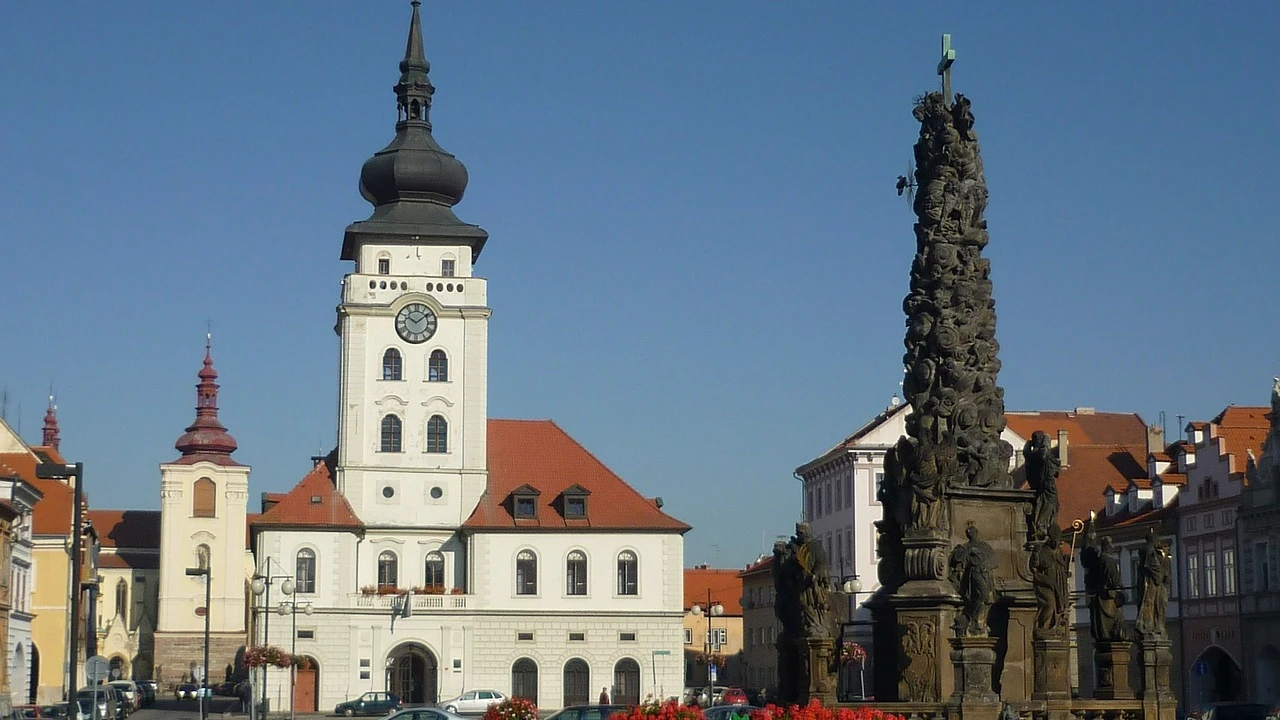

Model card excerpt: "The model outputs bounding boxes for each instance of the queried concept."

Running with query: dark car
[1201,704,1277,720]
[335,691,401,717]
[175,683,199,701]
[705,706,760,720]
[543,705,630,720]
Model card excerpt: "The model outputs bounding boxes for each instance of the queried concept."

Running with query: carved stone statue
[1081,518,1129,642]
[1030,526,1070,636]
[1024,430,1061,542]
[948,525,998,636]
[1135,528,1171,639]
[773,522,837,703]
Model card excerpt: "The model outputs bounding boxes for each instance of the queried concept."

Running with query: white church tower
[154,338,251,687]
[334,0,491,534]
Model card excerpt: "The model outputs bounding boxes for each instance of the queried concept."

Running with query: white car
[439,690,507,715]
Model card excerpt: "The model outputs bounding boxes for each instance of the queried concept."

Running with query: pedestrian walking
[599,687,610,705]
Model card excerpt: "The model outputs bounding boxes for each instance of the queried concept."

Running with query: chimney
[1057,429,1070,467]
[1147,424,1165,457]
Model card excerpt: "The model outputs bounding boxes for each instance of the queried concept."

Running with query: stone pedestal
[807,637,837,706]
[1032,636,1072,700]
[1093,641,1135,700]
[1139,637,1177,720]
[950,636,1001,720]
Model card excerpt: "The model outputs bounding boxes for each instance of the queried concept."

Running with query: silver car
[439,690,507,715]
[391,709,471,720]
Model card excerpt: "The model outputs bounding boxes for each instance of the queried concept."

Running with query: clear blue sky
[3,3,1279,571]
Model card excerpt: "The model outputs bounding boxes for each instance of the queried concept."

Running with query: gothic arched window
[383,348,403,381]
[428,350,449,382]
[380,415,403,453]
[426,415,448,453]
[296,548,316,594]
[193,478,216,518]
[114,579,128,618]
[378,551,398,590]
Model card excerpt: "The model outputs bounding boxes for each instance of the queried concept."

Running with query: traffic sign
[194,664,206,682]
[652,650,671,656]
[1193,660,1209,676]
[85,655,110,683]
[710,666,718,682]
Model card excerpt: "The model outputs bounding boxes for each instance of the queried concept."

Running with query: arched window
[566,550,587,596]
[378,551,398,589]
[296,549,316,594]
[516,550,538,596]
[617,550,638,596]
[614,658,641,705]
[196,544,210,571]
[383,348,403,381]
[428,350,449,382]
[114,579,128,618]
[426,415,448,453]
[512,658,538,704]
[192,478,216,518]
[424,552,445,591]
[563,658,590,707]
[380,415,402,453]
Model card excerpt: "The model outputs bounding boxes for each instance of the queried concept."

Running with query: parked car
[112,687,132,718]
[136,681,156,706]
[72,700,93,720]
[720,689,748,706]
[175,683,199,701]
[39,707,69,719]
[335,691,402,717]
[75,688,115,720]
[439,690,507,715]
[543,706,630,720]
[11,706,45,719]
[387,709,470,720]
[108,681,139,711]
[705,706,760,720]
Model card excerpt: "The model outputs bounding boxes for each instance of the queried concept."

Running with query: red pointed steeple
[42,391,60,451]
[174,335,242,466]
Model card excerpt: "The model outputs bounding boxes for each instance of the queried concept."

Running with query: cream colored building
[682,567,744,692]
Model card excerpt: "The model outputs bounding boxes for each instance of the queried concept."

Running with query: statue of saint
[1081,518,1129,643]
[772,522,836,704]
[1135,528,1171,639]
[1023,431,1061,542]
[1030,526,1070,635]
[948,524,998,636]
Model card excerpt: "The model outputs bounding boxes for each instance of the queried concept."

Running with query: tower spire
[42,387,60,451]
[173,333,241,465]
[397,0,433,126]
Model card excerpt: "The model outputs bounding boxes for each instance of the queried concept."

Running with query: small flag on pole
[390,591,412,632]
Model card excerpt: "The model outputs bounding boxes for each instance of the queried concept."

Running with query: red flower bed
[752,700,904,720]
[482,698,539,720]
[612,700,705,720]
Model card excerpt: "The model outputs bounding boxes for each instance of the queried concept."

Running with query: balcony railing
[351,593,468,610]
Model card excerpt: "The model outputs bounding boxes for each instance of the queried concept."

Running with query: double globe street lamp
[689,595,724,705]
[278,598,313,720]
[251,564,294,718]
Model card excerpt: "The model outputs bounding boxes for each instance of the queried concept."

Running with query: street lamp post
[185,565,212,720]
[278,600,313,720]
[35,462,84,720]
[251,563,293,717]
[838,572,864,701]
[690,592,724,706]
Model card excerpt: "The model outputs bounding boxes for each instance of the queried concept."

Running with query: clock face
[395,303,437,344]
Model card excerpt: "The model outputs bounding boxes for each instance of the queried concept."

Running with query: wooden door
[296,668,318,713]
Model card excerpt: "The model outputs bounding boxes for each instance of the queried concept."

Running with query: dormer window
[511,484,541,520]
[561,484,591,519]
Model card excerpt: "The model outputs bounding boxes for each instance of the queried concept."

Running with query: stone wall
[152,631,244,689]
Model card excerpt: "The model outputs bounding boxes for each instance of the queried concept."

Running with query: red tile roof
[1205,406,1268,481]
[87,510,161,549]
[1006,411,1149,528]
[464,420,690,532]
[252,453,362,531]
[0,450,79,536]
[684,567,744,615]
[739,555,774,578]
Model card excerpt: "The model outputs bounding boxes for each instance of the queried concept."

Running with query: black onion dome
[358,125,469,207]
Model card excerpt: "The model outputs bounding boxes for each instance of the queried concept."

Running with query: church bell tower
[336,0,490,528]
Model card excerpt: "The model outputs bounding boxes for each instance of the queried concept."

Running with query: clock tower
[336,0,490,528]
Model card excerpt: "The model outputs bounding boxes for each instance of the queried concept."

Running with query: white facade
[0,478,40,706]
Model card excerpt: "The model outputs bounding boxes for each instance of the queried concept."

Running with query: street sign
[1193,660,1209,676]
[194,664,206,682]
[652,650,671,656]
[710,666,718,682]
[85,655,110,683]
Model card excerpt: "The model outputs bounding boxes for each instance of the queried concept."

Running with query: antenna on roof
[1,386,7,421]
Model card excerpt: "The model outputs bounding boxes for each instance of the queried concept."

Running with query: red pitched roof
[1206,406,1268,480]
[684,567,744,615]
[252,454,362,531]
[0,450,79,536]
[739,555,774,578]
[1006,411,1149,528]
[464,420,690,532]
[87,510,160,549]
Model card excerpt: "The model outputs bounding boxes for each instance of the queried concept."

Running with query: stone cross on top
[938,34,956,104]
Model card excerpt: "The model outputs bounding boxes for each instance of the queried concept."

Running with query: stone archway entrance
[29,644,39,703]
[387,643,437,706]
[1188,646,1243,705]
[614,658,640,706]
[109,655,128,681]
[295,656,320,713]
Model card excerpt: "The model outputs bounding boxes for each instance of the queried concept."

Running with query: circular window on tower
[382,486,395,499]
[430,486,443,500]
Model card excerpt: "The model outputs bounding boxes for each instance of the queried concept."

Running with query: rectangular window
[517,632,534,641]
[360,659,371,667]
[1257,542,1271,592]
[1223,547,1236,595]
[1204,552,1218,596]
[1188,517,1197,531]
[834,479,842,510]
[844,476,852,509]
[565,497,586,519]
[619,632,637,642]
[1205,513,1215,529]
[515,497,537,519]
[360,671,371,680]
[806,491,814,521]
[1188,554,1201,598]
[297,629,315,639]
[718,628,727,646]
[569,632,585,642]
[378,258,390,275]
[875,472,886,499]
[824,483,832,516]
[683,628,692,645]
[441,259,455,277]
